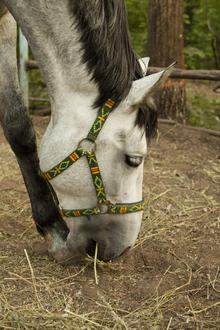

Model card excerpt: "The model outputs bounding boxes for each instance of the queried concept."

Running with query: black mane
[69,0,157,139]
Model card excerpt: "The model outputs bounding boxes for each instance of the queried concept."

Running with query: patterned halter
[39,98,146,217]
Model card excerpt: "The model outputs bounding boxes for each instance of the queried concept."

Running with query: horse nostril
[119,246,131,257]
[85,239,96,257]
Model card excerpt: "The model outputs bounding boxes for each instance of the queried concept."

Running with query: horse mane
[69,0,157,140]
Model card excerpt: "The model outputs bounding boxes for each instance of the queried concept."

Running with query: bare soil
[0,114,220,330]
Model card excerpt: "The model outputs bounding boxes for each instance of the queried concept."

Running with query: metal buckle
[97,200,113,214]
[78,137,97,151]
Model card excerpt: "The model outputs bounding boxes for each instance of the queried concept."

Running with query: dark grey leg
[0,8,69,243]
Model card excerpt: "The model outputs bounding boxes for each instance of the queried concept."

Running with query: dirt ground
[0,115,220,330]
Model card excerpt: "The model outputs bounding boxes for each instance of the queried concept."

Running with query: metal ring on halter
[97,200,113,214]
[78,137,97,151]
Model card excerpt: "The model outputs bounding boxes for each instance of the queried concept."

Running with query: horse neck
[31,20,100,123]
[5,1,99,123]
[43,56,99,128]
[41,51,99,130]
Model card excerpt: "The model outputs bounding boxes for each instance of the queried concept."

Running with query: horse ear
[138,57,150,76]
[130,62,176,106]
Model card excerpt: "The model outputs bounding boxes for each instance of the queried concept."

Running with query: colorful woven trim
[61,207,101,218]
[40,147,85,180]
[87,98,115,142]
[86,149,107,203]
[110,198,146,214]
[61,198,146,217]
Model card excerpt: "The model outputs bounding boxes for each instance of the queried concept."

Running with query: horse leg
[0,7,70,259]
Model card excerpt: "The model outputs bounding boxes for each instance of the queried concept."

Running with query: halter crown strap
[87,98,115,142]
[39,97,147,217]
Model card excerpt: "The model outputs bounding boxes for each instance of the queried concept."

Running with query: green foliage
[187,89,220,131]
[126,0,220,70]
[126,0,148,57]
[184,0,220,70]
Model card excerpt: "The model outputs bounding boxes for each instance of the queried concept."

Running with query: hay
[94,242,99,285]
[1,118,220,329]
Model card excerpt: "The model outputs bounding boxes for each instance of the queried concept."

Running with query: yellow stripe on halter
[69,153,79,161]
[120,207,127,213]
[45,173,51,180]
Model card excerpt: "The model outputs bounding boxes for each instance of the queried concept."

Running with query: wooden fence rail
[25,60,220,81]
[147,67,220,81]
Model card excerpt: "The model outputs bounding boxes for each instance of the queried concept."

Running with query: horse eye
[125,155,143,168]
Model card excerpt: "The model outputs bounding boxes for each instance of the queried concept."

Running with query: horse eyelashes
[125,155,143,168]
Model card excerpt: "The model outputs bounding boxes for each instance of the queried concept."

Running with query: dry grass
[0,120,220,329]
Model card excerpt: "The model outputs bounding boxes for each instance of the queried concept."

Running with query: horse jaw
[129,62,176,106]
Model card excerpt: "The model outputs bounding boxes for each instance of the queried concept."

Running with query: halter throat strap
[39,98,146,217]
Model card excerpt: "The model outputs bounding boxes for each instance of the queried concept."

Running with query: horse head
[40,58,175,262]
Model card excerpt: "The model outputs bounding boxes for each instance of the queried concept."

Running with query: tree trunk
[147,0,187,124]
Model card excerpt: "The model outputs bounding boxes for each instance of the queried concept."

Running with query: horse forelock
[69,0,157,140]
[69,0,142,105]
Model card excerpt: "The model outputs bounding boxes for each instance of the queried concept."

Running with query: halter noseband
[39,98,146,217]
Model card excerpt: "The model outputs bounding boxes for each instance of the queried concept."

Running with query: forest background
[26,0,220,130]
[127,0,220,70]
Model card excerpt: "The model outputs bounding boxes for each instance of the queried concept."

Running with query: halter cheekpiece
[39,98,146,217]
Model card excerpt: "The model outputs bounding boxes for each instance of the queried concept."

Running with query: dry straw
[1,118,220,329]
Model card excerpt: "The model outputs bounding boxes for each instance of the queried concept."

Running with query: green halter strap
[39,98,146,217]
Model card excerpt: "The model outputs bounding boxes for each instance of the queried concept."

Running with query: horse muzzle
[66,213,141,261]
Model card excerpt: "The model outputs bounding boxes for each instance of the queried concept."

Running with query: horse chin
[67,238,133,262]
[65,213,142,262]
[78,238,132,262]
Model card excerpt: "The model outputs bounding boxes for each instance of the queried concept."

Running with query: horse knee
[1,96,37,159]
[5,113,37,159]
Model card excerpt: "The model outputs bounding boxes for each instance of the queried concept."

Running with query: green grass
[187,92,220,131]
